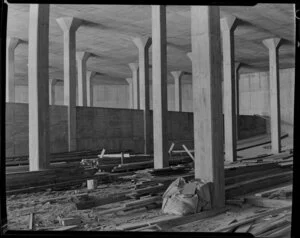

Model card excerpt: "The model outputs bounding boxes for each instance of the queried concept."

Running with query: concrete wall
[5,103,194,157]
[239,68,294,136]
[6,103,68,157]
[6,102,267,157]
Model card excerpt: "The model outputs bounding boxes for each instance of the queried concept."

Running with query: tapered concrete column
[186,52,193,62]
[56,17,82,151]
[191,6,224,208]
[76,51,90,106]
[6,37,20,102]
[133,37,152,154]
[86,71,96,107]
[152,5,168,168]
[128,63,139,109]
[235,62,241,139]
[28,4,50,171]
[171,71,184,111]
[126,78,133,109]
[263,38,282,154]
[49,78,60,105]
[221,16,238,162]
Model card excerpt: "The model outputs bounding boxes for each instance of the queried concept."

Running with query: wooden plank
[244,196,292,208]
[255,185,292,198]
[52,225,78,231]
[181,144,194,161]
[99,148,106,158]
[28,213,34,230]
[168,142,175,154]
[117,214,178,230]
[124,196,161,208]
[234,222,253,233]
[261,223,291,237]
[250,216,289,236]
[132,224,162,231]
[157,207,228,230]
[213,205,291,232]
[225,171,293,198]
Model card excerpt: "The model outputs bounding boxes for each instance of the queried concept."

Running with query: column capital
[220,16,238,32]
[125,78,132,84]
[49,78,60,85]
[170,71,184,79]
[7,37,21,50]
[87,71,96,79]
[76,51,91,62]
[186,52,193,62]
[235,62,242,72]
[128,62,139,72]
[262,38,282,50]
[56,17,82,32]
[132,37,152,50]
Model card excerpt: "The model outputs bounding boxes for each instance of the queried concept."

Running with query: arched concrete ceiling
[7,4,295,84]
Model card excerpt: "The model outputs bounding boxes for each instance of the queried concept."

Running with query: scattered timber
[244,196,292,208]
[117,207,227,231]
[213,205,291,232]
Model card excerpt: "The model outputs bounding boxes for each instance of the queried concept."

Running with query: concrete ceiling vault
[7,4,295,85]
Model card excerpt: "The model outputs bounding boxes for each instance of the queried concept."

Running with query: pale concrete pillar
[28,4,50,171]
[76,51,90,106]
[191,6,224,208]
[56,17,82,151]
[87,71,96,107]
[171,71,184,112]
[152,5,168,168]
[128,63,139,109]
[262,38,282,154]
[49,78,60,105]
[6,37,20,102]
[125,78,133,109]
[221,16,238,162]
[235,62,241,139]
[133,37,152,154]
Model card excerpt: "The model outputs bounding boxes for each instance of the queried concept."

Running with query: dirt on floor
[6,178,291,233]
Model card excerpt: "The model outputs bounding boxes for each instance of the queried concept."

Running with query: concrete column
[128,63,139,109]
[49,78,60,105]
[133,37,152,154]
[56,17,81,151]
[235,62,241,139]
[221,16,238,162]
[262,38,282,154]
[6,37,20,102]
[87,71,96,107]
[152,5,168,168]
[76,51,90,106]
[191,6,224,208]
[171,71,184,111]
[28,4,50,171]
[126,78,133,109]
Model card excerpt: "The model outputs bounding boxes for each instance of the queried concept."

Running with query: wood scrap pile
[6,149,103,166]
[111,157,192,173]
[73,179,165,213]
[214,206,291,237]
